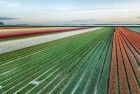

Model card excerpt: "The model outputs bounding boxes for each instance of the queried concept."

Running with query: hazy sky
[0,0,140,25]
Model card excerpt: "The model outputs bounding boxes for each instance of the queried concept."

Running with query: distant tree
[0,22,4,26]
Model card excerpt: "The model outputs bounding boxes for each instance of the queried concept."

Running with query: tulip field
[0,27,139,94]
[0,27,83,39]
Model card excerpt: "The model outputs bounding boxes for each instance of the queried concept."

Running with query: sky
[0,0,140,25]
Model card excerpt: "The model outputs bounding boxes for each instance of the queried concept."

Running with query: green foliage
[0,27,113,94]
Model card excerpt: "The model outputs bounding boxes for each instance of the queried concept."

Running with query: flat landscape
[0,26,139,94]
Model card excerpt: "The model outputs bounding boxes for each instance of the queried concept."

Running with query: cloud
[0,1,19,7]
[66,19,98,24]
[43,19,100,25]
[0,17,19,20]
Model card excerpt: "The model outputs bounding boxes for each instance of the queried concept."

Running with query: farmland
[126,27,140,33]
[0,27,139,94]
[0,27,83,39]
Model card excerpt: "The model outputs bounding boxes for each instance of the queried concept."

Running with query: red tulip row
[109,27,140,94]
[0,27,83,39]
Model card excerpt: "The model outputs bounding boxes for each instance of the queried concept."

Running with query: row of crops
[0,28,100,54]
[109,27,140,94]
[0,27,82,39]
[0,27,113,93]
[126,27,140,33]
[0,27,139,94]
